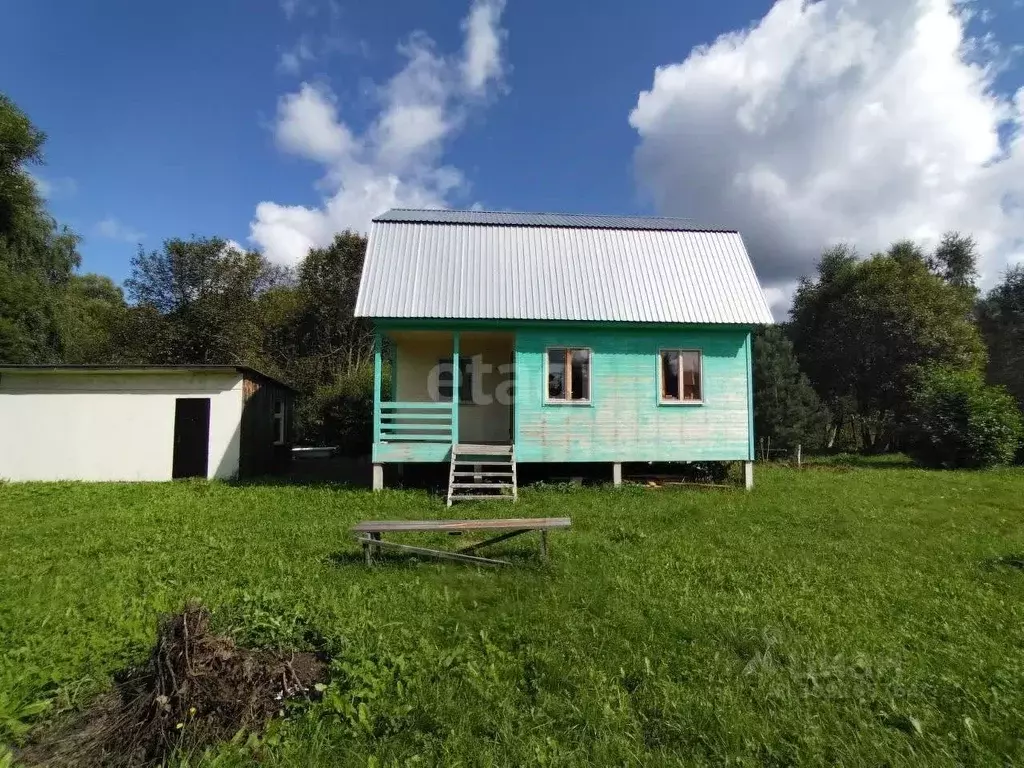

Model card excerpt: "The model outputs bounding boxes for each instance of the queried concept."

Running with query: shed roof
[0,365,297,392]
[355,209,773,324]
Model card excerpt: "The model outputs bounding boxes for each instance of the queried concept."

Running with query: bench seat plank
[352,517,571,534]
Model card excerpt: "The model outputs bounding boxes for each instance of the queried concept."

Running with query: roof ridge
[380,207,699,222]
[372,208,737,233]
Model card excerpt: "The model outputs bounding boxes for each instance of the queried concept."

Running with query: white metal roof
[354,209,773,324]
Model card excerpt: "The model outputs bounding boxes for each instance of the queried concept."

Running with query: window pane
[547,348,566,399]
[438,358,453,401]
[570,349,590,400]
[661,351,680,400]
[682,351,701,400]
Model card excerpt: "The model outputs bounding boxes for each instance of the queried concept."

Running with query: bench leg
[540,530,549,562]
[364,532,381,566]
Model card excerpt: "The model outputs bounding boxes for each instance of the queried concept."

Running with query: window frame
[272,399,287,445]
[437,356,475,404]
[544,346,593,405]
[657,348,704,405]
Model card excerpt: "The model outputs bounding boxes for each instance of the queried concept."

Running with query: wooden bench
[352,517,572,567]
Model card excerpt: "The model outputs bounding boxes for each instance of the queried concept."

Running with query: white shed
[0,366,295,482]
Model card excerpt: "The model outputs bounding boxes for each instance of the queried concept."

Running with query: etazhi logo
[425,355,514,405]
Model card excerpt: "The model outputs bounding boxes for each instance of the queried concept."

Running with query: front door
[172,398,211,479]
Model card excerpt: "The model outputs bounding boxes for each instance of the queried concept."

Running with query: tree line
[3,91,1022,464]
[755,236,1024,466]
[1,93,377,448]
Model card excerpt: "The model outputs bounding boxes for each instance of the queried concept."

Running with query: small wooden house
[354,210,773,501]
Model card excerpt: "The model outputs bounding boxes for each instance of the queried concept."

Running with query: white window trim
[658,348,704,405]
[273,400,286,445]
[544,346,593,405]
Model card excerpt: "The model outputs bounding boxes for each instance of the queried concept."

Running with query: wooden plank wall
[239,376,294,477]
[513,326,752,463]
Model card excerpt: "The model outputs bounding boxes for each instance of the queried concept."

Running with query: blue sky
[4,0,1024,311]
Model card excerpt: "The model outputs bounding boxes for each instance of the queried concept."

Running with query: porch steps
[447,443,517,506]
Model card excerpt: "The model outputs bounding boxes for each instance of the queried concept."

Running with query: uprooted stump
[20,603,328,767]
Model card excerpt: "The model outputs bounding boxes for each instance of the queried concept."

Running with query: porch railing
[377,401,454,443]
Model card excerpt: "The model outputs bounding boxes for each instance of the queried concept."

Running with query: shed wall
[239,376,294,478]
[514,326,752,462]
[0,372,243,481]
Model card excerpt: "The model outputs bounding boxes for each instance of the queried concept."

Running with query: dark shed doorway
[172,398,211,479]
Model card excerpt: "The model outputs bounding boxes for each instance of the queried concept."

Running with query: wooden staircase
[447,443,517,506]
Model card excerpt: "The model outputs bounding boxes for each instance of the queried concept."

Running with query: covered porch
[372,329,515,473]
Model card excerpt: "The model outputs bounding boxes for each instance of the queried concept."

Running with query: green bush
[906,365,1023,469]
[296,363,390,455]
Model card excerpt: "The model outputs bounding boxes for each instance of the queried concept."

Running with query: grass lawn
[2,463,1024,766]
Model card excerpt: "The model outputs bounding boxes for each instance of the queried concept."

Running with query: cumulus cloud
[95,217,144,243]
[629,0,1024,316]
[274,83,357,163]
[251,0,508,266]
[461,0,507,95]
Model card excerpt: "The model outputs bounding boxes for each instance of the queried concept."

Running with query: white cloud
[275,83,357,163]
[460,0,507,95]
[251,0,508,266]
[629,0,1024,315]
[280,0,300,21]
[278,38,314,75]
[95,217,144,243]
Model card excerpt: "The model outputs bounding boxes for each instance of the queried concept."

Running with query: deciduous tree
[790,241,986,451]
[978,265,1024,413]
[0,93,80,362]
[122,238,287,365]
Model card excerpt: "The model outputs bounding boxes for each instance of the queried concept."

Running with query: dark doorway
[172,398,211,479]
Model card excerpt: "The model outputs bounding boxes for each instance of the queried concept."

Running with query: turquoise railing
[378,401,454,443]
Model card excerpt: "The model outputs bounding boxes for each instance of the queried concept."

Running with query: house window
[273,399,286,444]
[546,347,591,403]
[660,349,702,403]
[438,357,474,403]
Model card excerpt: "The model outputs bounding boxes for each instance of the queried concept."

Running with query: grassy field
[2,462,1024,766]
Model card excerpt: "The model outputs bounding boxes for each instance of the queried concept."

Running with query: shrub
[296,362,390,455]
[905,365,1023,469]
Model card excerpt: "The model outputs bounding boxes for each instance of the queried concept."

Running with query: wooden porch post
[372,330,383,490]
[451,331,460,445]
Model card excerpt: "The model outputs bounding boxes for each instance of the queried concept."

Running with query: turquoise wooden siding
[374,440,452,463]
[514,326,752,463]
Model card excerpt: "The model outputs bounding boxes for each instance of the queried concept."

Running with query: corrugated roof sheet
[374,208,732,232]
[355,209,773,324]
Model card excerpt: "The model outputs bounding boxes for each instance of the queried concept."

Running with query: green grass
[2,465,1024,766]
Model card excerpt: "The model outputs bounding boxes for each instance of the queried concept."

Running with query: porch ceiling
[387,330,514,345]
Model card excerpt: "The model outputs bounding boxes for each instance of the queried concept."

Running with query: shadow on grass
[325,545,546,570]
[230,477,368,490]
[983,553,1024,571]
[807,453,917,470]
[232,458,452,496]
